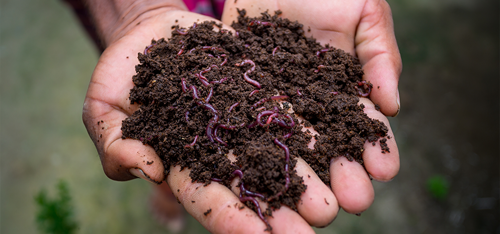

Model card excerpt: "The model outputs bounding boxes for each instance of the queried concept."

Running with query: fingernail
[392,89,400,117]
[129,168,161,184]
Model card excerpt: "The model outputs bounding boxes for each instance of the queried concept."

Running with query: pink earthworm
[213,125,227,146]
[297,89,303,97]
[220,57,228,66]
[181,78,188,93]
[248,20,276,29]
[314,65,326,73]
[256,110,276,127]
[176,28,188,35]
[355,81,371,97]
[236,60,261,88]
[267,138,291,202]
[272,46,280,56]
[249,89,259,97]
[144,44,155,55]
[184,135,198,148]
[316,48,330,58]
[195,73,210,86]
[190,86,200,99]
[228,102,240,112]
[177,45,185,55]
[205,87,213,102]
[233,170,272,231]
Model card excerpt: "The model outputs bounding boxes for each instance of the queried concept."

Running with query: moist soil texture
[121,10,389,230]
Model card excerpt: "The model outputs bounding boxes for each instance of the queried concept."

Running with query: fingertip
[104,138,165,182]
[330,157,374,214]
[295,158,339,227]
[358,98,400,182]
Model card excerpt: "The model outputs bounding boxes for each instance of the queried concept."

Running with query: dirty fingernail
[129,168,160,184]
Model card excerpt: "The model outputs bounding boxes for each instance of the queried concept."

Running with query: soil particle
[121,10,389,229]
[204,208,212,216]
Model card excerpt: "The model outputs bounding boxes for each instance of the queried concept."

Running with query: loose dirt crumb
[204,208,212,216]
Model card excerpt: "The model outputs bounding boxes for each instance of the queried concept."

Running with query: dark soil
[121,10,389,231]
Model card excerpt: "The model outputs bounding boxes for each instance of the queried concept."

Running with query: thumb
[105,138,165,184]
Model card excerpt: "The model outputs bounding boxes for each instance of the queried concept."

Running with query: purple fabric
[184,0,225,19]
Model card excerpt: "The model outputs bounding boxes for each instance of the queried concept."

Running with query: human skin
[82,0,401,233]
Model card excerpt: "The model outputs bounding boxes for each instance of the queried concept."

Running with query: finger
[359,97,399,182]
[167,165,269,234]
[229,176,315,234]
[355,0,402,116]
[295,158,339,227]
[330,156,374,214]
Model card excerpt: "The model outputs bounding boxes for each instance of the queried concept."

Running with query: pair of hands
[82,0,401,233]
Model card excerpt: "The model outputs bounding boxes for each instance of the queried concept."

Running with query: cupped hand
[82,7,357,234]
[219,0,402,228]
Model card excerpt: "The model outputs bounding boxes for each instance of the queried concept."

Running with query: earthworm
[314,65,326,73]
[189,48,196,53]
[184,135,198,148]
[205,87,213,103]
[196,101,218,114]
[239,196,271,231]
[247,121,259,128]
[181,78,188,93]
[255,106,266,112]
[283,132,293,139]
[211,178,222,182]
[192,23,197,29]
[191,86,200,99]
[177,45,185,55]
[316,48,330,58]
[220,57,228,66]
[236,60,261,88]
[185,111,190,122]
[213,125,227,146]
[257,110,276,127]
[201,46,225,53]
[210,77,228,84]
[195,73,210,86]
[267,138,291,202]
[272,114,295,129]
[271,95,289,101]
[297,89,303,97]
[235,31,239,37]
[248,20,276,28]
[331,91,339,95]
[176,28,188,35]
[144,44,155,55]
[265,113,279,126]
[249,90,259,97]
[232,170,266,200]
[228,102,240,112]
[355,81,371,97]
[217,124,239,130]
[272,46,280,56]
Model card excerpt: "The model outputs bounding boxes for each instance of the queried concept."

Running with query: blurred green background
[1,0,498,233]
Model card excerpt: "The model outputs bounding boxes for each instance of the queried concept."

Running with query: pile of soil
[121,10,389,230]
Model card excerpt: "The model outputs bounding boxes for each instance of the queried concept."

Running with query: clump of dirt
[121,10,389,231]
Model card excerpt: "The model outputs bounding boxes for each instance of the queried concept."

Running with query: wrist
[86,0,187,47]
